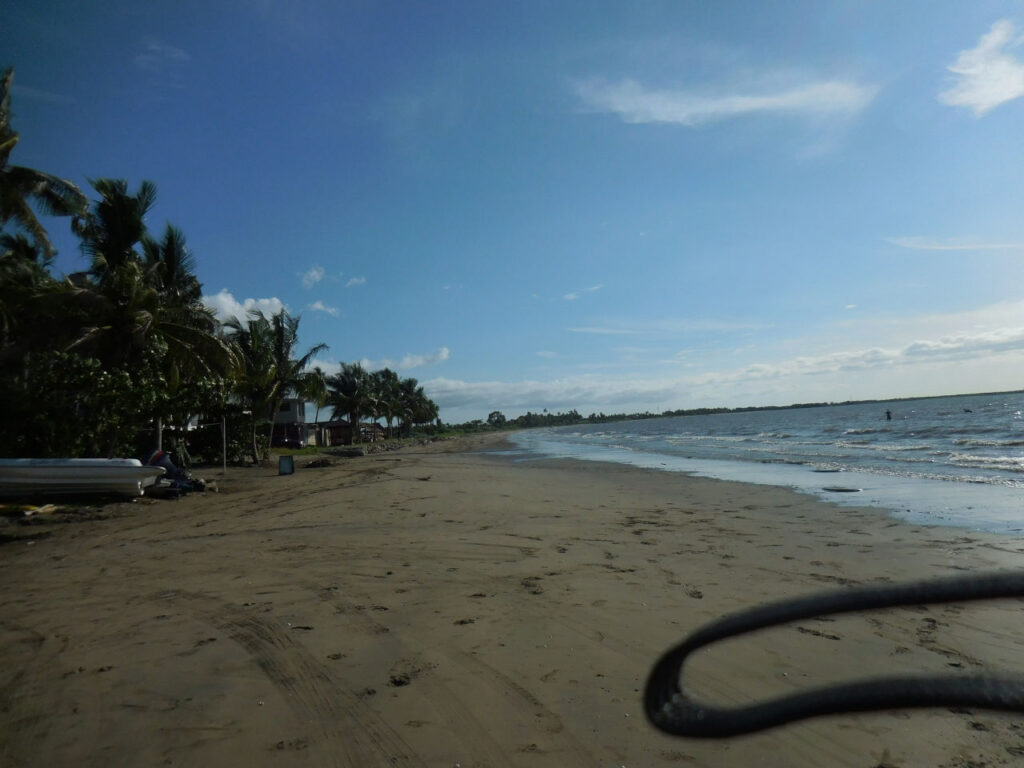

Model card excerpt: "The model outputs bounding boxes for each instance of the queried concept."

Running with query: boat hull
[0,459,166,497]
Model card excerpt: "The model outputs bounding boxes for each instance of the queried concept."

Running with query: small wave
[953,438,1024,448]
[949,453,1024,473]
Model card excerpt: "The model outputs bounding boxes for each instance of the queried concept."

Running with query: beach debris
[389,673,410,687]
[417,475,431,481]
[521,576,544,595]
[822,486,862,493]
[453,617,475,625]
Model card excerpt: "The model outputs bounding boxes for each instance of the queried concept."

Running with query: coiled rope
[644,571,1024,737]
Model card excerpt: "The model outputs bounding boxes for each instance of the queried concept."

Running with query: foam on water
[510,392,1024,535]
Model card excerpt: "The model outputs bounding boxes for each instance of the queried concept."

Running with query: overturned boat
[0,458,165,497]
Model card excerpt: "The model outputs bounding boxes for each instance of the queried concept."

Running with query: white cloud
[134,38,190,72]
[887,235,1024,251]
[301,265,325,288]
[361,347,451,372]
[575,78,877,126]
[308,300,339,316]
[537,350,558,358]
[346,276,366,288]
[564,284,602,301]
[939,20,1024,116]
[425,302,1024,421]
[844,304,857,310]
[306,356,340,376]
[202,289,285,322]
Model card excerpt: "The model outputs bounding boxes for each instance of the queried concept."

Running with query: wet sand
[3,433,1024,767]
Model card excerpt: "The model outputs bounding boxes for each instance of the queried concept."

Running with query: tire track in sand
[160,591,426,768]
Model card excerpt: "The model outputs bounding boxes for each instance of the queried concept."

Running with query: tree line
[0,67,437,463]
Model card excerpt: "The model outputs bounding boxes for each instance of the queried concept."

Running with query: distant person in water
[886,410,892,421]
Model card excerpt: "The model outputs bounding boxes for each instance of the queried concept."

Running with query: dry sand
[3,433,1024,767]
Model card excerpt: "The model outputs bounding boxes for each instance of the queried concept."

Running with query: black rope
[644,571,1024,737]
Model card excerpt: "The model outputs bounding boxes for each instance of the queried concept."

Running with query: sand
[2,433,1024,767]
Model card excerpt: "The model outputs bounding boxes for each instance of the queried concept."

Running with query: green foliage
[0,349,167,458]
[185,407,262,466]
[1,68,88,257]
[224,308,327,462]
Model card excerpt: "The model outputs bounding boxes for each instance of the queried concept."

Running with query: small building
[315,419,386,446]
[272,399,309,448]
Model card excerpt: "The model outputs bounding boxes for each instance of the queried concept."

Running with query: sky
[6,0,1024,423]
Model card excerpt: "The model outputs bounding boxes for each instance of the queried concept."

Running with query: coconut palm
[371,367,402,438]
[67,180,232,380]
[143,223,202,305]
[326,362,374,443]
[224,309,327,462]
[299,364,328,425]
[396,377,439,436]
[0,67,88,256]
[73,178,157,286]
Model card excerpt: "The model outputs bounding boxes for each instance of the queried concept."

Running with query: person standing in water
[886,409,892,421]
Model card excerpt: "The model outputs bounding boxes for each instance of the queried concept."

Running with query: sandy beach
[3,433,1024,767]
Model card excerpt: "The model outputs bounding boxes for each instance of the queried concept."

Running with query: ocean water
[509,392,1024,535]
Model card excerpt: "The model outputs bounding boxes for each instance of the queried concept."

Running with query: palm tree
[396,377,439,436]
[143,223,202,305]
[67,180,232,380]
[371,368,402,438]
[0,68,88,256]
[224,309,326,462]
[73,178,157,286]
[299,364,328,435]
[326,362,373,443]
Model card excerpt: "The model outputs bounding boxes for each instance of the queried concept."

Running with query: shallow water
[510,392,1024,534]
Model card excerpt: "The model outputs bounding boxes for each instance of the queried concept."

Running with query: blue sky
[6,1,1024,422]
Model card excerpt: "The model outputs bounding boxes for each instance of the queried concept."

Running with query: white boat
[0,458,166,497]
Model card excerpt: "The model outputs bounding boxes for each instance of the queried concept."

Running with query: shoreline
[3,433,1024,767]
[505,430,1024,536]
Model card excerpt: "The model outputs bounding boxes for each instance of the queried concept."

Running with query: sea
[508,392,1024,535]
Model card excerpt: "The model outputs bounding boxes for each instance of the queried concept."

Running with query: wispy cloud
[425,324,1024,420]
[202,289,285,321]
[346,276,366,288]
[939,20,1024,116]
[301,265,325,288]
[308,300,338,316]
[537,350,558,359]
[134,38,190,73]
[564,284,603,301]
[575,78,877,126]
[887,236,1024,251]
[362,347,451,372]
[567,318,766,335]
[567,326,643,335]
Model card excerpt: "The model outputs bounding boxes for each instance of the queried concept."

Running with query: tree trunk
[251,418,260,465]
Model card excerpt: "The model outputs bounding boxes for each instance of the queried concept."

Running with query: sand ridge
[3,434,1024,767]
